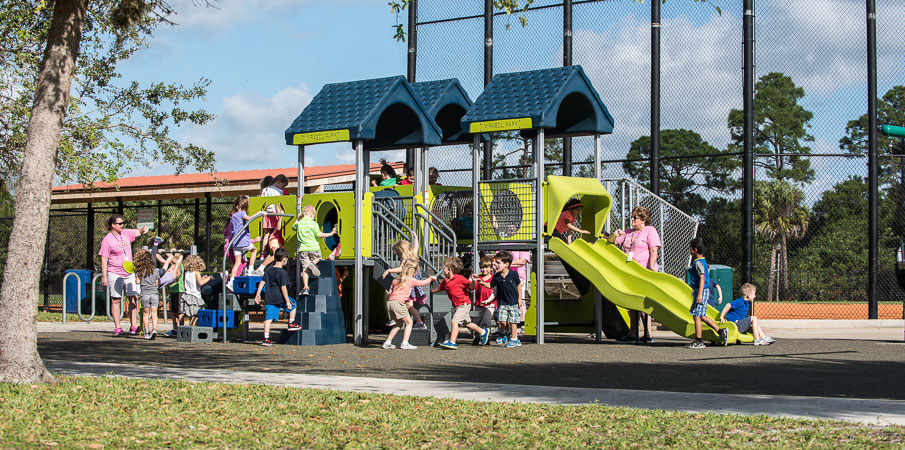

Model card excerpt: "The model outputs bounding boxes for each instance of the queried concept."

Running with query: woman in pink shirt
[611,206,661,344]
[99,214,148,336]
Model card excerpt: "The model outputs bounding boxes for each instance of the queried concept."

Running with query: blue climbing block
[302,294,341,313]
[232,276,261,295]
[196,309,216,328]
[278,328,347,346]
[300,311,344,330]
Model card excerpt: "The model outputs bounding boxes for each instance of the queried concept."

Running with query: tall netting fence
[416,0,905,319]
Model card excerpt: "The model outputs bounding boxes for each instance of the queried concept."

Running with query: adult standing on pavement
[99,214,149,336]
[611,206,661,343]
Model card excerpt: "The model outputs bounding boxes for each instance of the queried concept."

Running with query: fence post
[650,0,660,196]
[562,0,573,177]
[86,202,94,271]
[194,198,200,244]
[205,193,212,267]
[482,0,493,179]
[741,0,755,285]
[867,0,879,319]
[43,220,50,311]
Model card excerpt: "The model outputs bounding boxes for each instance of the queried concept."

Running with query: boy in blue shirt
[474,250,523,348]
[687,238,727,348]
[719,283,775,345]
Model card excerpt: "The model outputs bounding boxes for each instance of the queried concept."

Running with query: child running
[472,256,497,341]
[225,196,261,292]
[434,256,490,349]
[381,239,428,329]
[292,205,337,296]
[687,237,728,348]
[719,283,775,345]
[254,248,301,347]
[383,259,435,350]
[181,255,211,326]
[475,251,523,348]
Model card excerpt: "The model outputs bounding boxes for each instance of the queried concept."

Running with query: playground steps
[177,326,214,343]
[279,260,347,346]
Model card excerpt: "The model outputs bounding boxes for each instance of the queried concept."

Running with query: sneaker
[472,335,481,345]
[754,338,766,346]
[438,340,458,349]
[147,330,157,340]
[113,328,123,336]
[764,336,776,344]
[413,322,427,330]
[505,338,522,348]
[288,322,302,331]
[495,336,509,345]
[400,342,417,350]
[480,328,490,346]
[301,288,310,296]
[144,333,151,339]
[166,330,177,337]
[382,341,396,349]
[261,339,273,347]
[153,237,165,246]
[686,340,705,349]
[718,328,729,346]
[641,336,654,344]
[615,335,635,343]
[129,326,140,335]
[225,278,234,292]
[386,320,396,327]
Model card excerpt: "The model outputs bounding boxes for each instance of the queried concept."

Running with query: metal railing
[371,200,416,270]
[476,178,538,245]
[413,202,456,276]
[600,178,699,279]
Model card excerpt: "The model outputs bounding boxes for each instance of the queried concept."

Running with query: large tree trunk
[0,0,89,383]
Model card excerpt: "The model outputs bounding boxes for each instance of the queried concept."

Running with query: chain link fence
[417,0,905,319]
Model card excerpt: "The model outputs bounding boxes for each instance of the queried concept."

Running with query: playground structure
[262,65,752,346]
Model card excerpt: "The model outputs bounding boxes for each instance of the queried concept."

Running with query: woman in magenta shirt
[611,206,661,343]
[99,214,148,336]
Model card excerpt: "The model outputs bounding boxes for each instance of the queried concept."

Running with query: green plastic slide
[548,237,754,344]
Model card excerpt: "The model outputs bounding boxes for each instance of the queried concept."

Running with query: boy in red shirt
[432,256,490,349]
[553,198,591,243]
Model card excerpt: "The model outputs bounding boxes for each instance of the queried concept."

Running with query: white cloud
[180,84,313,171]
[167,0,386,33]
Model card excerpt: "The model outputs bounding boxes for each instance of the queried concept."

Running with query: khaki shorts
[451,304,472,326]
[386,301,409,321]
[298,251,321,276]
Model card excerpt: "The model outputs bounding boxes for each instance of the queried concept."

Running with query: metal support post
[742,0,755,284]
[867,0,879,318]
[482,0,494,179]
[354,140,365,346]
[407,0,418,83]
[205,193,212,267]
[562,0,573,177]
[193,198,200,245]
[536,130,545,344]
[86,202,94,271]
[650,0,661,196]
[594,133,601,182]
[473,135,481,274]
[298,145,305,298]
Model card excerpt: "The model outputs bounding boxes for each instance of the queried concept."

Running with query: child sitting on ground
[181,255,211,327]
[433,256,490,349]
[292,204,338,296]
[254,248,300,347]
[553,198,591,243]
[475,251,523,348]
[720,283,775,346]
[381,239,428,329]
[472,256,497,342]
[686,238,728,348]
[383,260,435,350]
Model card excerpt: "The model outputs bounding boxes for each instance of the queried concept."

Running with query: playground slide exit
[549,237,753,344]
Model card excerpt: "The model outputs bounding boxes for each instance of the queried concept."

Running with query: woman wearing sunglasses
[609,206,661,344]
[99,214,149,336]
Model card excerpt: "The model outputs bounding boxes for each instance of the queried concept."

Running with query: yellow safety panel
[468,117,533,133]
[292,129,350,145]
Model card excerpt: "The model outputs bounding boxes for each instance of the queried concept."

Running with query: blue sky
[117,0,905,199]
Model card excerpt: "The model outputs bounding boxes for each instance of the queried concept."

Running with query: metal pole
[407,0,417,83]
[473,134,481,274]
[86,202,94,271]
[536,130,545,344]
[205,193,212,267]
[156,199,162,234]
[594,133,601,181]
[562,0,573,177]
[867,0,879,319]
[414,146,423,253]
[194,198,200,245]
[482,0,494,179]
[650,0,661,196]
[298,145,305,299]
[354,140,365,346]
[742,0,755,284]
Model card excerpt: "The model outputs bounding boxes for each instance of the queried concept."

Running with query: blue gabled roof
[461,66,614,136]
[412,78,477,144]
[284,76,442,148]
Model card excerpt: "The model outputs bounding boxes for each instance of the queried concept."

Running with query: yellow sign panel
[469,117,533,133]
[292,129,350,145]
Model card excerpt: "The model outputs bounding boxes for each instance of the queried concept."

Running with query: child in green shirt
[292,205,337,296]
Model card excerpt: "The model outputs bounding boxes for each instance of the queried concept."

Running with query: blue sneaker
[165,330,177,337]
[438,340,458,349]
[479,328,490,345]
[495,335,509,345]
[505,338,522,348]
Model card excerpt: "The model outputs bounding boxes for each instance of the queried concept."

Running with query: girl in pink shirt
[610,206,661,343]
[383,260,435,350]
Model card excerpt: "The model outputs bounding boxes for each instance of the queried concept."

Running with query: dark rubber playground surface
[38,331,905,401]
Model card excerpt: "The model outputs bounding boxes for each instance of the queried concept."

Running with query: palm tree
[754,180,810,301]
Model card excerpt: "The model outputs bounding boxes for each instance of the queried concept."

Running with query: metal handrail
[106,282,124,321]
[221,211,295,343]
[412,211,452,276]
[371,201,415,266]
[61,272,79,324]
[413,202,456,243]
[78,273,100,322]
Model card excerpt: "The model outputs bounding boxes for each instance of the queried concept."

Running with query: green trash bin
[685,264,733,313]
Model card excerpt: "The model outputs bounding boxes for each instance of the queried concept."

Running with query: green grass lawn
[1,376,902,448]
[36,311,110,322]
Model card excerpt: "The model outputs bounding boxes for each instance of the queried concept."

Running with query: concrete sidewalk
[45,360,905,426]
[38,319,905,341]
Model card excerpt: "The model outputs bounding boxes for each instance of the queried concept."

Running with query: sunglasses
[113,222,125,225]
